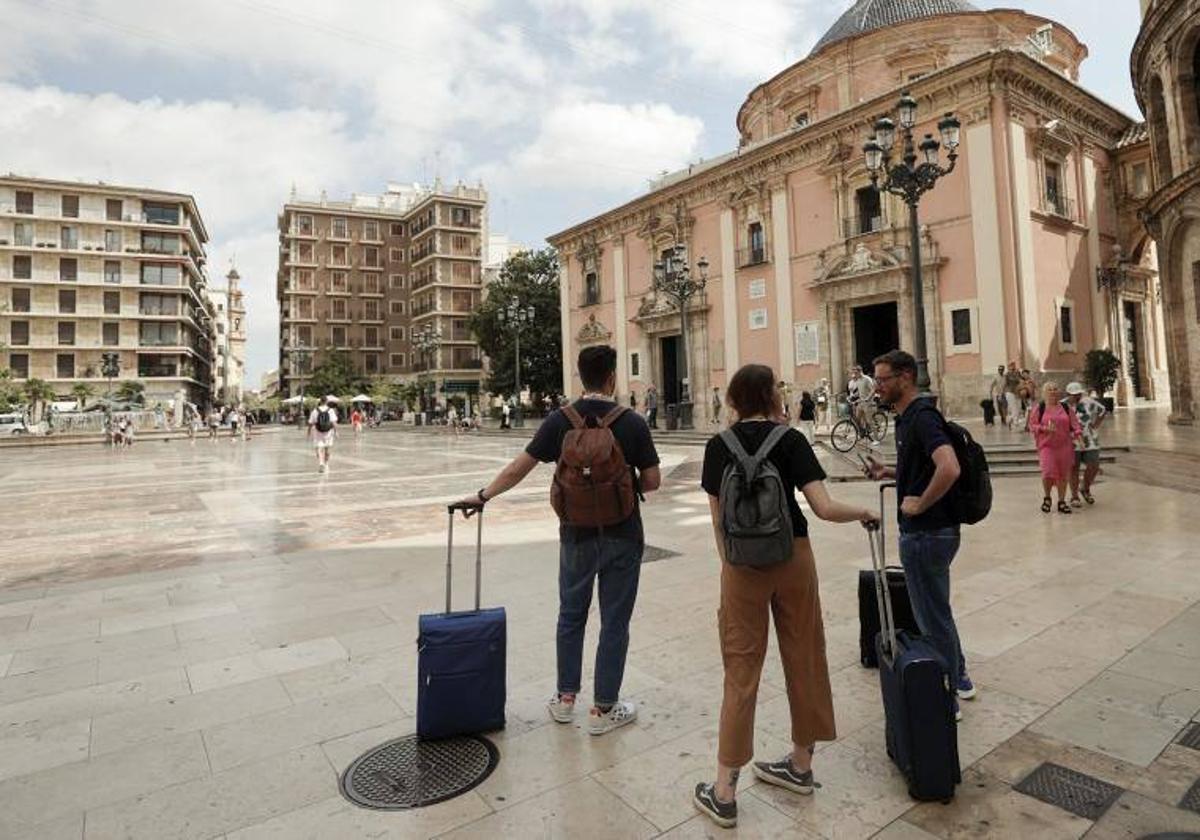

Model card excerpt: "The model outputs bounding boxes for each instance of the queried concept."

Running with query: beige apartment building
[277,182,487,400]
[0,175,215,407]
[212,265,247,404]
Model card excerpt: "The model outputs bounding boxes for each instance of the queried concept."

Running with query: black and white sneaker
[752,757,815,795]
[693,783,737,828]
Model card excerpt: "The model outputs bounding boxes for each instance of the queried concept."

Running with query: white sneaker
[547,694,576,724]
[588,700,637,735]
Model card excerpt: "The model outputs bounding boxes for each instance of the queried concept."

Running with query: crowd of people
[451,344,977,829]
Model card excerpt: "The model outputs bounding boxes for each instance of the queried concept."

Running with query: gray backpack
[718,425,794,567]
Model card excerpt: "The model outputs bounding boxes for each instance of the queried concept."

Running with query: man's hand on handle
[863,454,892,481]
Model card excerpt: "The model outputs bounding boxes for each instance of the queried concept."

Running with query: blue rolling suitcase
[868,484,960,802]
[416,504,506,740]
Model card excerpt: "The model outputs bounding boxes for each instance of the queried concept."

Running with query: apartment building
[277,181,487,400]
[0,175,215,407]
[212,265,247,404]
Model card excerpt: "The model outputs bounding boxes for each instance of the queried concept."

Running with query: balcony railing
[1040,193,1077,222]
[842,215,884,239]
[736,246,769,268]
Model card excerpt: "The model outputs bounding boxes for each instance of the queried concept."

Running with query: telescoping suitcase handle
[445,503,484,615]
[866,482,899,666]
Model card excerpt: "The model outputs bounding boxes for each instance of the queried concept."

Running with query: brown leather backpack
[550,404,637,527]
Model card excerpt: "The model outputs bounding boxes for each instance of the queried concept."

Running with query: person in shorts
[1065,381,1106,507]
[308,396,338,473]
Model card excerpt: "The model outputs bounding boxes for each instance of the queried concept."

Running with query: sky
[0,0,1145,385]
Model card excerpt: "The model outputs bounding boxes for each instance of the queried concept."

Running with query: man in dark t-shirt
[455,345,661,736]
[865,349,976,719]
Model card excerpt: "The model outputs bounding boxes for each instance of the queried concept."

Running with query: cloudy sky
[0,0,1143,383]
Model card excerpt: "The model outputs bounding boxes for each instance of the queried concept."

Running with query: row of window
[7,320,185,347]
[8,287,192,318]
[288,298,389,321]
[9,191,182,225]
[9,255,187,285]
[292,216,399,239]
[6,352,189,380]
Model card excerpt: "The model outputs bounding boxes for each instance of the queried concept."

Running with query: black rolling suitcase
[867,483,960,802]
[416,504,506,740]
[857,566,918,668]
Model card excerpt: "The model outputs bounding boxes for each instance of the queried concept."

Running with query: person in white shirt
[847,366,875,431]
[307,396,338,473]
[1065,382,1107,507]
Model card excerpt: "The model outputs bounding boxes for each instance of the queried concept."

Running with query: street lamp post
[652,245,709,430]
[101,352,120,401]
[412,324,442,423]
[863,93,961,392]
[497,301,535,428]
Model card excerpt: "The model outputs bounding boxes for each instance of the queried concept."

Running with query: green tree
[115,380,146,406]
[306,349,370,398]
[24,378,56,422]
[469,248,563,400]
[71,382,95,409]
[0,369,23,413]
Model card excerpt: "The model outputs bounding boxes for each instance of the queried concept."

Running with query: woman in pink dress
[1028,382,1082,514]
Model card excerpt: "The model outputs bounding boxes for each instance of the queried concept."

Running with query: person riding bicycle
[846,366,876,432]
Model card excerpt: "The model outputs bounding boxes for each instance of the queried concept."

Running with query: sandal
[1057,501,1073,514]
[1082,491,1095,505]
[1070,497,1082,508]
[1041,497,1052,513]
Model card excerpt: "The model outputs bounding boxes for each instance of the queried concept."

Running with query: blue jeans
[898,527,966,688]
[557,537,642,705]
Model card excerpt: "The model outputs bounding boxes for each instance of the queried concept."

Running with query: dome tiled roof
[811,0,981,55]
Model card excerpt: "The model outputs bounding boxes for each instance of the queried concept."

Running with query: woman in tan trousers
[694,364,878,829]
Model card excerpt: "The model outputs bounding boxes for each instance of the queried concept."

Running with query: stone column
[613,240,628,400]
[1082,155,1109,350]
[720,208,739,373]
[558,259,573,398]
[771,183,795,383]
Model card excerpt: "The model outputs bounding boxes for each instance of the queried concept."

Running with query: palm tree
[71,382,94,410]
[23,378,56,423]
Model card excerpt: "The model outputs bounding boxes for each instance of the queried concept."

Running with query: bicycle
[830,400,890,452]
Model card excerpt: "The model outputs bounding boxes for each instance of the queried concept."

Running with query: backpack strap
[721,423,789,477]
[598,405,628,428]
[561,404,585,429]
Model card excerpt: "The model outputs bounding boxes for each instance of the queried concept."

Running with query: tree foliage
[1084,349,1122,396]
[71,382,95,409]
[0,369,22,413]
[469,248,562,400]
[115,380,146,406]
[24,378,56,419]
[307,349,370,399]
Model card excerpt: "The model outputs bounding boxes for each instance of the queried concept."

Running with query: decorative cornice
[548,49,1133,254]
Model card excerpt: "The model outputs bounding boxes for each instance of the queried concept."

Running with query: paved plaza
[1,420,1200,838]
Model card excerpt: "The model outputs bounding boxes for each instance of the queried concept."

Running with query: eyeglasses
[874,373,899,384]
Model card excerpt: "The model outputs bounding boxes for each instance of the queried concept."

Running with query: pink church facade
[548,2,1169,420]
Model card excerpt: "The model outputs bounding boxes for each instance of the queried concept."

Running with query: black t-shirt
[894,398,957,533]
[799,397,816,421]
[700,421,826,538]
[526,399,660,543]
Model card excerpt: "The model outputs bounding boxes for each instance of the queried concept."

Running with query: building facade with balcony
[276,181,487,400]
[0,175,216,408]
[1133,0,1200,424]
[548,0,1172,418]
[212,265,247,405]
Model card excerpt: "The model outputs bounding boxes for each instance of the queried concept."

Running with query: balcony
[736,246,769,268]
[1039,193,1077,224]
[842,215,884,239]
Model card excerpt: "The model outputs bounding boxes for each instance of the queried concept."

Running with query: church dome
[811,0,981,55]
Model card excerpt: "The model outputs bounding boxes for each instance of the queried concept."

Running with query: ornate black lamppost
[497,301,534,428]
[863,92,961,391]
[652,244,709,429]
[101,352,120,400]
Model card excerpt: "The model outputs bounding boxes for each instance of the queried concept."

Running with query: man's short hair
[577,345,617,391]
[873,349,917,379]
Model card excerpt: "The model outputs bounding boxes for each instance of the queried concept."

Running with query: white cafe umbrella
[281,395,306,405]
[351,394,372,403]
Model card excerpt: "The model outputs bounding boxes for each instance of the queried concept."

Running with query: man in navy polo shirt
[865,349,976,719]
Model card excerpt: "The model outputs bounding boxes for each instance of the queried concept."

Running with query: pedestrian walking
[228,406,240,442]
[629,391,638,413]
[308,395,338,473]
[814,378,830,429]
[645,384,659,429]
[207,411,219,440]
[798,391,816,442]
[692,363,878,829]
[1065,381,1107,507]
[989,365,1007,427]
[711,386,722,427]
[454,345,662,735]
[351,407,364,436]
[865,349,977,721]
[500,399,512,430]
[1003,361,1023,429]
[1028,382,1082,514]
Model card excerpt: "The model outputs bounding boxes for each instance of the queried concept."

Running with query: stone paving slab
[0,424,1197,838]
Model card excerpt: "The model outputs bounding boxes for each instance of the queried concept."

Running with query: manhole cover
[340,734,498,810]
[1181,778,1200,815]
[643,545,682,563]
[1178,723,1200,751]
[1014,762,1124,820]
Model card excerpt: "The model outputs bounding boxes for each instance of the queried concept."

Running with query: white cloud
[486,100,704,193]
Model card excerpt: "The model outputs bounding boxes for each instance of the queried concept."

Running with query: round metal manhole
[340,734,499,810]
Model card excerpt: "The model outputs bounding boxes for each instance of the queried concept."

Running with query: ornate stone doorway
[659,335,682,406]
